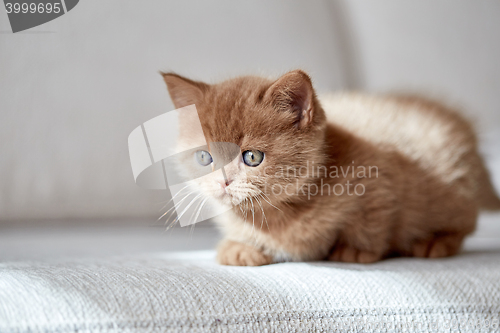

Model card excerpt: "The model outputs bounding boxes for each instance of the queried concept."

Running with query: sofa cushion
[1,250,499,332]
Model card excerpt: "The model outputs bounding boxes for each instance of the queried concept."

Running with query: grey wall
[1,0,499,221]
[342,0,500,132]
[0,0,344,220]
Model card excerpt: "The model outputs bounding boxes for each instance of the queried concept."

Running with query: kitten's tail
[477,163,500,211]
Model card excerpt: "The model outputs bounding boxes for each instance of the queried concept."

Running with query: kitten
[162,70,500,266]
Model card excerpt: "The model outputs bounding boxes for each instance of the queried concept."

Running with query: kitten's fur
[163,70,500,266]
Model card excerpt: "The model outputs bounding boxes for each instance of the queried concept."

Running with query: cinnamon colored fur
[162,70,500,266]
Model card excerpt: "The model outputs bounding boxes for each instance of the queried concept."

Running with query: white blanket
[1,250,499,332]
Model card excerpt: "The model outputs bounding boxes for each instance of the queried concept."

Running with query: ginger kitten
[162,70,500,266]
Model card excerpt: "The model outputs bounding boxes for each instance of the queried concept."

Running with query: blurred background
[1,0,499,260]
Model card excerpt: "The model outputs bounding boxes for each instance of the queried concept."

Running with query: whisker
[158,188,196,221]
[255,195,265,231]
[158,184,191,211]
[193,197,208,225]
[260,192,282,213]
[175,192,204,225]
[158,191,196,224]
[250,197,255,236]
[187,195,205,226]
[255,194,270,232]
[163,191,198,228]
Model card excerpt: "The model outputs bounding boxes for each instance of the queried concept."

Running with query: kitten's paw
[412,233,464,258]
[217,240,272,266]
[328,245,382,263]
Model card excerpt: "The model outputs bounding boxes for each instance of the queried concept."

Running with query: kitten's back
[320,92,500,209]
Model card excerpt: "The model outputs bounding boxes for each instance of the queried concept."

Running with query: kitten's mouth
[216,188,244,206]
[212,186,231,200]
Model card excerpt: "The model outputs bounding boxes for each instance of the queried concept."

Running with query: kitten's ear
[161,72,208,109]
[265,70,315,128]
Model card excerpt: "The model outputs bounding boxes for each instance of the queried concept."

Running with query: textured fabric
[1,250,499,332]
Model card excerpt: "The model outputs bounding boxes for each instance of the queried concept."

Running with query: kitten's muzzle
[218,178,233,189]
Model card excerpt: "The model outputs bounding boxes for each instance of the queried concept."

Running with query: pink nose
[218,179,233,188]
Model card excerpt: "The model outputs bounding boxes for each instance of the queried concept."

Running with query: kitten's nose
[218,178,233,188]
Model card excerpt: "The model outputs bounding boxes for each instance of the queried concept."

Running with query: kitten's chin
[205,184,251,207]
[211,189,245,207]
[217,193,244,207]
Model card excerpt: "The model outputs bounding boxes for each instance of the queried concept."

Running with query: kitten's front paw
[328,245,382,263]
[217,240,272,266]
[412,233,464,258]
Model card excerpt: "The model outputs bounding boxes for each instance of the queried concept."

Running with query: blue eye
[243,150,264,167]
[195,150,213,166]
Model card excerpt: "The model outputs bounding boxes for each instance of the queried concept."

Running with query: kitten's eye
[243,150,264,167]
[195,150,213,166]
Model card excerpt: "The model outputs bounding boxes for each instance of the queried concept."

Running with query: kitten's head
[163,70,327,210]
